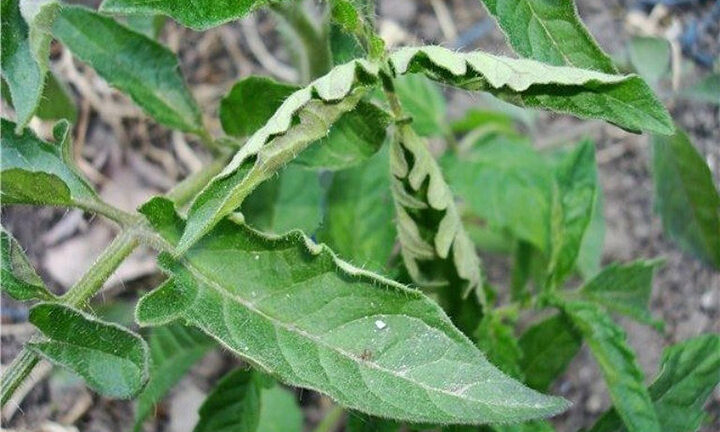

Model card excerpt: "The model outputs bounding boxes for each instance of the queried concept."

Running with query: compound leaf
[1,0,60,130]
[578,260,663,329]
[101,0,267,31]
[1,227,55,302]
[317,146,396,274]
[136,197,568,424]
[391,125,484,305]
[52,6,204,133]
[134,324,215,431]
[559,300,660,432]
[389,46,673,135]
[27,302,149,399]
[194,368,261,432]
[652,130,720,269]
[0,118,100,209]
[178,60,380,253]
[478,0,616,73]
[518,313,582,392]
[588,333,720,432]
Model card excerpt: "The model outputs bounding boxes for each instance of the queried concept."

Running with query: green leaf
[27,302,149,399]
[256,383,303,432]
[1,72,77,123]
[346,413,401,432]
[588,333,720,432]
[242,164,323,235]
[125,14,166,39]
[518,313,582,392]
[221,77,390,171]
[0,118,100,209]
[220,76,298,138]
[559,300,660,432]
[317,145,396,274]
[548,140,598,287]
[577,260,663,328]
[136,197,568,424]
[473,314,523,379]
[489,421,555,432]
[627,37,670,86]
[391,125,485,305]
[100,0,266,31]
[478,0,617,73]
[451,109,516,135]
[36,72,77,122]
[52,6,203,133]
[389,46,673,135]
[442,136,554,253]
[1,227,55,301]
[134,324,215,431]
[1,0,59,130]
[178,60,380,253]
[680,74,720,106]
[295,101,391,171]
[394,73,448,137]
[194,368,261,432]
[576,187,605,280]
[652,130,720,268]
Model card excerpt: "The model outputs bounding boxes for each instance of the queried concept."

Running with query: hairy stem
[1,155,228,409]
[0,350,39,406]
[60,230,139,307]
[1,231,138,409]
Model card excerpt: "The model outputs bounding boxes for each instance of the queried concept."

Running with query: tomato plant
[1,1,718,431]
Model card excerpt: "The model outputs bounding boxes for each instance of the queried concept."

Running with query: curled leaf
[178,60,380,253]
[391,125,484,306]
[389,46,673,135]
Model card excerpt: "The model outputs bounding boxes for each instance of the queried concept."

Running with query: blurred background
[1,0,718,431]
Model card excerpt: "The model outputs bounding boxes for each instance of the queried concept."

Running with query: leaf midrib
[178,253,548,413]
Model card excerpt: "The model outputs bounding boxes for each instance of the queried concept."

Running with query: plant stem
[1,230,138,409]
[1,154,229,409]
[60,230,139,307]
[312,405,344,432]
[0,350,39,406]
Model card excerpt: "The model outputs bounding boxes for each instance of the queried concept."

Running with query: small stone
[375,320,387,330]
[700,289,719,312]
[586,394,603,414]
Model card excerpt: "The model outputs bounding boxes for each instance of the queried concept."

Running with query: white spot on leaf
[375,320,387,330]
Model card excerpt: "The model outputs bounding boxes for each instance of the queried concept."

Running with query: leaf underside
[389,46,673,135]
[137,197,568,424]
